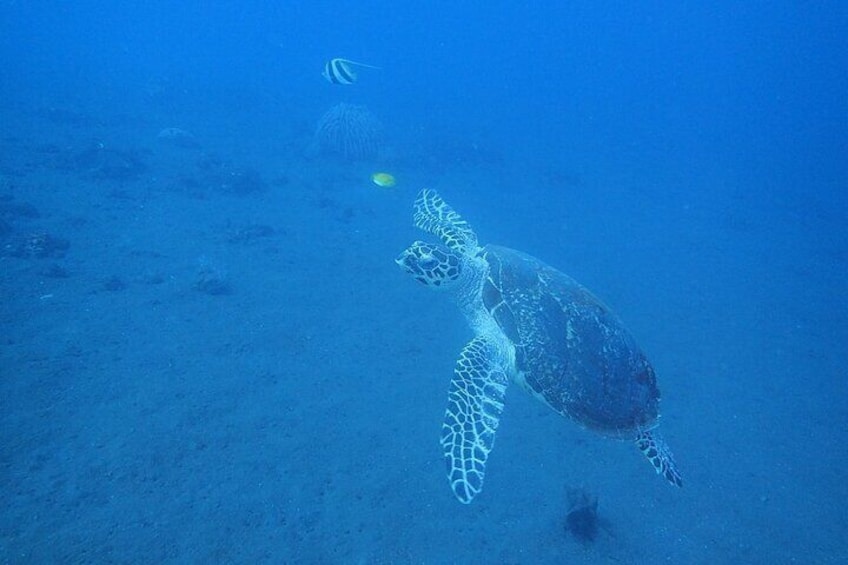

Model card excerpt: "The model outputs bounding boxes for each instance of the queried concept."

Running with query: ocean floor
[1,95,846,563]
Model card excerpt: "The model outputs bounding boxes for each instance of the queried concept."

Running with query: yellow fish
[371,172,396,188]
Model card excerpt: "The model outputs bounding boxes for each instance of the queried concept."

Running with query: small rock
[102,276,126,291]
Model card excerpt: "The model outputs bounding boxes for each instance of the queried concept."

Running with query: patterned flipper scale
[441,336,509,504]
[413,189,479,254]
[636,430,683,487]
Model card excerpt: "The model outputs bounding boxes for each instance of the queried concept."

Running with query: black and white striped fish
[322,58,380,85]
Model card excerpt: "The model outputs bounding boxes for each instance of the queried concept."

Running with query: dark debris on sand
[563,487,614,546]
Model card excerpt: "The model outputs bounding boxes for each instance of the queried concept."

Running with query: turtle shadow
[563,487,615,546]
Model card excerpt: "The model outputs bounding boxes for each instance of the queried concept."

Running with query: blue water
[1,2,846,563]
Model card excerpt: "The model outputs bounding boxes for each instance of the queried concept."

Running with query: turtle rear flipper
[441,336,509,503]
[636,431,683,487]
[414,189,479,254]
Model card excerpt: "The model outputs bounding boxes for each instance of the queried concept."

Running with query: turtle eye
[419,254,439,271]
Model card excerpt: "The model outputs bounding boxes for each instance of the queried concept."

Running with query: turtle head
[396,240,463,290]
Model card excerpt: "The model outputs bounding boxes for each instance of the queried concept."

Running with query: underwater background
[1,2,846,563]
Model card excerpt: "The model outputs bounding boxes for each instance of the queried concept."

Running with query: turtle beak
[395,249,412,270]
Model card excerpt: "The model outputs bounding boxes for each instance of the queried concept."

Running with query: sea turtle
[396,189,682,504]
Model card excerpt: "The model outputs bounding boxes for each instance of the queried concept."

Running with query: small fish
[323,58,380,85]
[371,172,396,188]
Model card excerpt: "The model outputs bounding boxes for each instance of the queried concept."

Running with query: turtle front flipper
[441,335,509,504]
[414,189,480,254]
[636,430,683,487]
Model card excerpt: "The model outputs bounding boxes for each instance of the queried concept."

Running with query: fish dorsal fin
[336,58,381,70]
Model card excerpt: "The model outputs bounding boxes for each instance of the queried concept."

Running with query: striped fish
[322,58,380,85]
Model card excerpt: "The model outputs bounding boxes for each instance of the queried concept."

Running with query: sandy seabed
[1,98,846,564]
